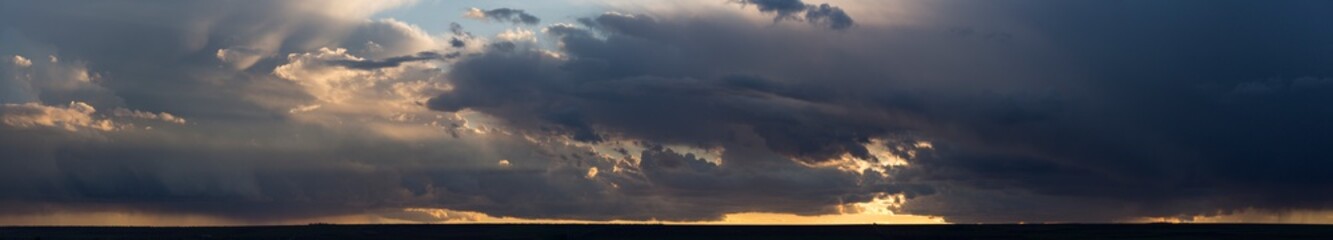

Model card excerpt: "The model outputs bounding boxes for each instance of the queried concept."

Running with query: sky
[1,0,1333,225]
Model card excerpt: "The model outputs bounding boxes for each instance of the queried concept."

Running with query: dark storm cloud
[885,1,1333,222]
[5,0,1333,225]
[736,0,853,29]
[0,0,916,223]
[431,1,1333,223]
[470,8,541,25]
[432,12,934,164]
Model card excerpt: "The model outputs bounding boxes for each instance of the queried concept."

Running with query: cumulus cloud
[0,102,117,132]
[464,8,541,25]
[340,19,442,59]
[0,101,187,133]
[495,28,538,43]
[273,48,445,104]
[10,55,31,68]
[268,47,473,141]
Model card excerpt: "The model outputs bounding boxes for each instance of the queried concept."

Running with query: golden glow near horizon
[0,194,946,226]
[1136,209,1333,224]
[14,207,1333,226]
[0,210,944,226]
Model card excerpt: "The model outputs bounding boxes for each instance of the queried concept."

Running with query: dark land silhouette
[3,224,1333,240]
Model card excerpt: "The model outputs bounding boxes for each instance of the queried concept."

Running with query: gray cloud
[736,0,853,29]
[433,12,970,165]
[466,8,541,25]
[804,4,853,30]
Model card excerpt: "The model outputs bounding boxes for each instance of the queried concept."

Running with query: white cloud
[111,108,187,124]
[273,48,451,106]
[0,101,118,132]
[1,101,186,132]
[271,48,459,140]
[464,8,487,20]
[10,55,31,68]
[274,48,395,103]
[496,28,537,43]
